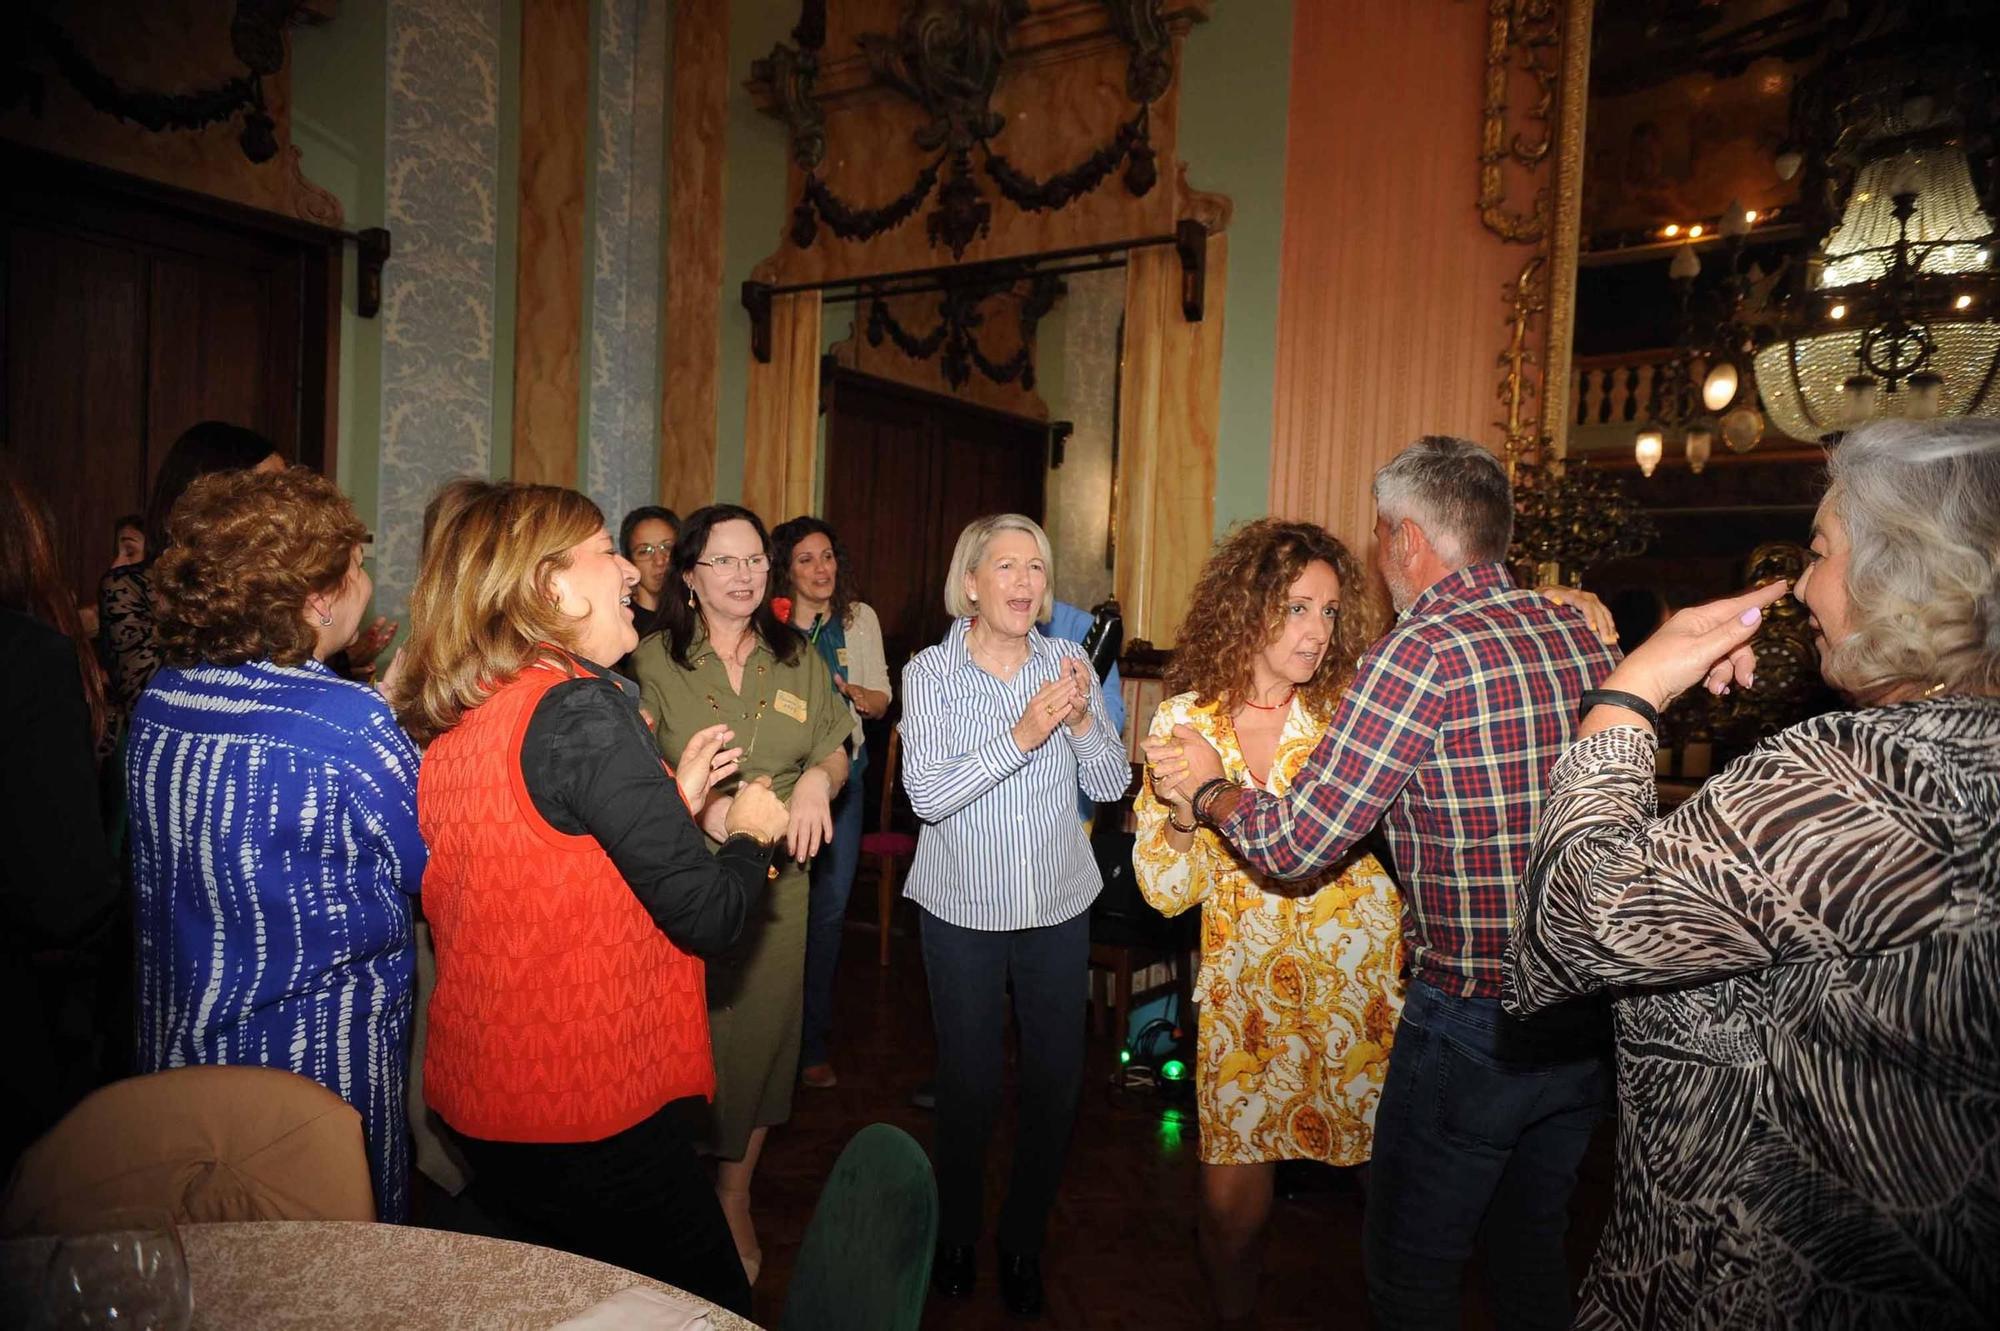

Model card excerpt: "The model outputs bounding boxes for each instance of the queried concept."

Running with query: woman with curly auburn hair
[394,482,787,1314]
[127,466,426,1222]
[1132,518,1404,1327]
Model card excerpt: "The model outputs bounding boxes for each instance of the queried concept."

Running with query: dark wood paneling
[823,371,1047,680]
[0,152,336,603]
[3,225,149,603]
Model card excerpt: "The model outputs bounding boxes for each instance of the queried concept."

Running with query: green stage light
[1118,1047,1132,1065]
[1159,1058,1189,1081]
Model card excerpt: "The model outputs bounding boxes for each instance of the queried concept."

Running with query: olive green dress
[632,627,848,1160]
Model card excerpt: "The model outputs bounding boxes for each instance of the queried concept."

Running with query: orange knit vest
[419,664,713,1143]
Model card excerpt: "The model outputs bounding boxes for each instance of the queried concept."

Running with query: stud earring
[319,613,333,626]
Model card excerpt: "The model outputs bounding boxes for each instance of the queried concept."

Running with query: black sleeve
[0,616,118,946]
[97,566,161,713]
[519,675,776,958]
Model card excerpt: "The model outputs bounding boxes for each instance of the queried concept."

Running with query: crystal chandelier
[1750,52,1999,441]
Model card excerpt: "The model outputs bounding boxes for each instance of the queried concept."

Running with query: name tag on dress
[836,647,850,667]
[773,689,808,723]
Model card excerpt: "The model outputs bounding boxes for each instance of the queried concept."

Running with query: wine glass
[39,1208,192,1330]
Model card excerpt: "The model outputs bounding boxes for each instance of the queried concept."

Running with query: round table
[2,1221,764,1330]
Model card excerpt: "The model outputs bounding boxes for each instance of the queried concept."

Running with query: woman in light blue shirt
[901,514,1129,1320]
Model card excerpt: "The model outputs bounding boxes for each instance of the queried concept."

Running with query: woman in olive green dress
[632,503,849,1286]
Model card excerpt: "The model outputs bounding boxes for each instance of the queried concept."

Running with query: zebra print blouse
[1505,696,1999,1330]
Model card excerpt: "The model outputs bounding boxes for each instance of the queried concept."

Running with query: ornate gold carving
[1538,0,1591,451]
[1497,254,1547,474]
[1477,0,1562,245]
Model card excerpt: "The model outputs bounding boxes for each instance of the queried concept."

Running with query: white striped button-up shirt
[901,619,1132,931]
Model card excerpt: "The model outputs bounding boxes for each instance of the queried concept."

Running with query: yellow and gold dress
[1134,692,1404,1166]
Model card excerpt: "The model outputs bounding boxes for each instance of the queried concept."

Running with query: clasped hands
[673,724,794,851]
[1142,726,1226,824]
[1011,656,1096,753]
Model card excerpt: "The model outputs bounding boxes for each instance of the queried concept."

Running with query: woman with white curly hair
[1505,417,2000,1329]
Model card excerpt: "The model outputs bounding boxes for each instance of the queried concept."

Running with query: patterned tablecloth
[1,1220,764,1330]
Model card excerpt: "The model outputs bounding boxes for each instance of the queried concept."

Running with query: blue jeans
[1364,978,1611,1331]
[920,904,1089,1254]
[800,774,865,1068]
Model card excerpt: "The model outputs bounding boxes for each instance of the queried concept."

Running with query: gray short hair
[943,513,1055,620]
[1822,418,2000,700]
[1370,435,1514,567]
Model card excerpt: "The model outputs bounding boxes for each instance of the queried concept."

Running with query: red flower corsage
[771,596,793,624]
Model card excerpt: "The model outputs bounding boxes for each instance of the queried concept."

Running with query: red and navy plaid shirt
[1219,562,1617,999]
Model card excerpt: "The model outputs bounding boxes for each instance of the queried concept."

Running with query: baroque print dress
[1134,693,1404,1166]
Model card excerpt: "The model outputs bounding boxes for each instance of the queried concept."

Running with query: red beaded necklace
[1239,691,1294,712]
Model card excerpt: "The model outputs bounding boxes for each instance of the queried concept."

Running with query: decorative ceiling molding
[4,1,310,166]
[750,0,1208,260]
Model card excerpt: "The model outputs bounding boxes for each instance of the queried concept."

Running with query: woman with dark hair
[770,515,891,1090]
[0,458,120,1166]
[128,467,426,1221]
[98,421,283,714]
[394,483,786,1312]
[630,503,851,1285]
[619,505,681,646]
[1136,519,1402,1326]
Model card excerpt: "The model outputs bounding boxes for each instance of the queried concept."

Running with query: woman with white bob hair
[901,513,1131,1320]
[1505,417,2000,1329]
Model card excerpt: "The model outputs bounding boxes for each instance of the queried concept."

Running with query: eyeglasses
[695,555,770,574]
[631,542,673,559]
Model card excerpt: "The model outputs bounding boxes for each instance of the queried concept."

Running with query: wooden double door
[821,369,1050,683]
[1,150,338,603]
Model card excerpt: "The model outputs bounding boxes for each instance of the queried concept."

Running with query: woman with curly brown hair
[1133,519,1405,1328]
[127,467,426,1221]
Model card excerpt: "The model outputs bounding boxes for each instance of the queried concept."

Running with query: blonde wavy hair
[392,481,606,745]
[1819,418,2000,702]
[1166,519,1382,723]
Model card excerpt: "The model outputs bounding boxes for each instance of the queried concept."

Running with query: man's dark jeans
[1365,977,1611,1330]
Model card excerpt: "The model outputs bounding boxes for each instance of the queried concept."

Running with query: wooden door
[822,370,1049,682]
[0,150,336,604]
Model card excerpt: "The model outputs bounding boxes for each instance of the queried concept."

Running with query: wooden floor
[739,910,1615,1330]
[414,903,1613,1328]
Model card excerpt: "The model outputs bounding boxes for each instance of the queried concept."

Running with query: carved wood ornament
[752,0,1182,260]
[4,2,302,167]
[0,0,353,233]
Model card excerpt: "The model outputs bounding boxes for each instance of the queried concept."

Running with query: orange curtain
[1269,0,1522,552]
[741,291,823,525]
[1115,235,1226,647]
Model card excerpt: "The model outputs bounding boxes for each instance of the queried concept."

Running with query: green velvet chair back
[780,1123,937,1331]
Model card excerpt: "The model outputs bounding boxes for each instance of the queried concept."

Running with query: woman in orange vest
[393,481,789,1314]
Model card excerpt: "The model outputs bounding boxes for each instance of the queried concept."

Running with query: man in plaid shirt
[1150,436,1618,1330]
